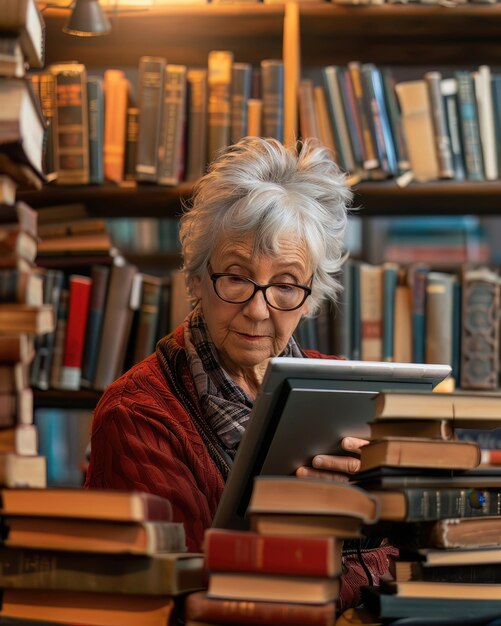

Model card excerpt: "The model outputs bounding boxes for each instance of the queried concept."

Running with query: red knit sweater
[85,324,396,608]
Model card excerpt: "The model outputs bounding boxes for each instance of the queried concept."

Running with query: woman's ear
[192,275,202,299]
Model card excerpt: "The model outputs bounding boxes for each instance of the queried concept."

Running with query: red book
[60,274,92,390]
[185,591,335,626]
[204,529,342,577]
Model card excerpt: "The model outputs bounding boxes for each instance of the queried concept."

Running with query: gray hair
[179,137,352,316]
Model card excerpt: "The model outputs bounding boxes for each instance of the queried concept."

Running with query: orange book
[104,69,129,183]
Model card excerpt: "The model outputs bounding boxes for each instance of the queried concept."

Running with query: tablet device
[212,357,451,530]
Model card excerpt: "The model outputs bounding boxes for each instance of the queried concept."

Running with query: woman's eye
[228,276,249,284]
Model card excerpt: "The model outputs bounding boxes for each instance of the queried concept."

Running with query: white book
[474,65,498,180]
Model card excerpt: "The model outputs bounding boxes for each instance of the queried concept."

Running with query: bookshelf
[30,4,501,409]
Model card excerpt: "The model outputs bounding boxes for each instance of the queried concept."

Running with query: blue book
[361,64,399,177]
[409,265,428,364]
[382,263,398,362]
[441,77,466,181]
[350,261,361,361]
[338,68,365,169]
[81,264,110,387]
[261,59,284,143]
[87,76,104,184]
[455,70,484,181]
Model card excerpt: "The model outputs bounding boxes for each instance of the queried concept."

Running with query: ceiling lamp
[63,0,111,37]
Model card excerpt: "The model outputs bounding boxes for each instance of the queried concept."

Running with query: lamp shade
[63,0,111,37]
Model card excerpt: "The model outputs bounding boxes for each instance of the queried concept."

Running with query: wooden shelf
[18,182,193,218]
[41,4,501,67]
[34,389,101,410]
[20,180,501,217]
[300,4,501,65]
[42,5,285,67]
[353,180,501,216]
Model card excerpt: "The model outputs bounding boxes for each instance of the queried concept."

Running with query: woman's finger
[341,437,370,454]
[295,466,350,482]
[312,454,361,474]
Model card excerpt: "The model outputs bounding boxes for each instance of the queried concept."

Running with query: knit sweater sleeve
[84,362,224,552]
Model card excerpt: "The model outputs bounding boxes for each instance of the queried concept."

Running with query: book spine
[261,59,284,143]
[408,266,428,364]
[339,68,365,169]
[347,61,378,170]
[205,530,340,576]
[207,50,233,164]
[381,69,410,172]
[158,65,187,186]
[382,263,398,362]
[185,69,208,181]
[425,272,454,367]
[49,288,69,389]
[93,264,138,391]
[38,72,57,182]
[80,265,110,387]
[399,561,501,584]
[322,66,349,171]
[136,56,166,182]
[441,78,466,181]
[60,275,92,390]
[51,63,90,185]
[400,487,501,522]
[30,269,64,391]
[460,268,500,390]
[132,274,162,364]
[124,107,139,181]
[455,70,485,181]
[361,64,398,176]
[298,79,319,140]
[86,76,104,184]
[424,71,454,179]
[350,261,361,361]
[475,65,498,180]
[0,547,203,596]
[359,263,383,361]
[103,69,129,184]
[491,74,501,174]
[231,63,252,143]
[185,592,335,626]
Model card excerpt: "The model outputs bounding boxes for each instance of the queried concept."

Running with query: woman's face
[193,235,312,377]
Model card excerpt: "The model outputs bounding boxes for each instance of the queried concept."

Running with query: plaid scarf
[184,304,303,453]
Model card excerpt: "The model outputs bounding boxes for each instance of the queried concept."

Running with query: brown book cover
[208,572,339,604]
[0,303,54,335]
[207,50,233,164]
[0,335,34,364]
[359,437,481,472]
[0,488,174,521]
[0,589,174,626]
[0,363,29,394]
[124,106,139,181]
[250,513,363,539]
[0,547,204,596]
[374,389,501,426]
[248,476,379,523]
[186,592,336,626]
[103,69,129,184]
[0,201,37,237]
[0,388,33,427]
[461,267,500,390]
[50,62,89,185]
[2,517,186,554]
[185,68,208,181]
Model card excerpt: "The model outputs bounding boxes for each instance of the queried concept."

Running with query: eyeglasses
[209,267,312,311]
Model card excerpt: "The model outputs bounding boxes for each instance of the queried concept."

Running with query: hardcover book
[50,62,89,185]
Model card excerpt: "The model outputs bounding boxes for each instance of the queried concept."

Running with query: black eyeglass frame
[209,269,312,311]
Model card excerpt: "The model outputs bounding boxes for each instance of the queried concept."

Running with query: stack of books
[0,192,52,490]
[185,476,380,626]
[0,487,205,624]
[354,389,501,623]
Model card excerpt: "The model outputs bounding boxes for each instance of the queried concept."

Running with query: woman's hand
[295,437,370,482]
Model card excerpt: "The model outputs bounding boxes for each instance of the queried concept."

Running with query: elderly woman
[85,137,395,608]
